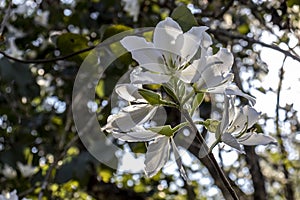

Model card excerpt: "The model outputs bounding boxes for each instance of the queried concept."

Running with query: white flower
[0,190,29,200]
[0,190,18,200]
[216,97,276,151]
[2,164,17,179]
[113,126,186,178]
[122,0,140,22]
[120,17,211,84]
[181,46,234,91]
[17,162,38,178]
[34,10,50,27]
[102,84,160,132]
[103,84,187,178]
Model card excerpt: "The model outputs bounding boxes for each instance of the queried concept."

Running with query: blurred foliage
[0,0,300,199]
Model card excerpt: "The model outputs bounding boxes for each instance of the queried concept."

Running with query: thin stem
[181,109,239,200]
[275,56,294,200]
[0,45,95,64]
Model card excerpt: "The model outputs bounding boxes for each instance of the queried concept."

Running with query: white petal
[178,57,205,83]
[112,127,161,142]
[174,26,208,64]
[130,70,170,84]
[206,48,234,74]
[219,96,230,135]
[109,104,157,132]
[242,106,260,128]
[222,132,242,151]
[201,32,213,48]
[238,132,277,145]
[115,84,145,102]
[225,85,256,105]
[171,138,188,180]
[153,17,182,54]
[120,36,165,73]
[145,136,170,177]
[228,107,248,134]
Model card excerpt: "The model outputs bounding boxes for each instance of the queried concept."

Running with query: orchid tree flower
[102,84,159,133]
[17,162,38,178]
[213,96,276,151]
[122,0,140,22]
[111,125,188,179]
[120,17,211,85]
[103,83,188,178]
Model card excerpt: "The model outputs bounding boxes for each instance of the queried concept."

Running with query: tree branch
[209,29,300,63]
[181,109,240,200]
[0,45,95,64]
[275,56,295,200]
[232,58,268,199]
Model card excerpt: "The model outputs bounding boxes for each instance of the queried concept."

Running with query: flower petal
[178,57,206,83]
[206,48,234,74]
[201,32,213,48]
[145,136,170,177]
[219,96,230,136]
[120,36,165,73]
[105,104,157,132]
[225,85,256,106]
[115,84,145,102]
[130,68,170,84]
[153,17,182,54]
[221,132,242,151]
[171,138,188,181]
[174,26,209,64]
[242,106,260,128]
[238,132,277,145]
[112,127,161,142]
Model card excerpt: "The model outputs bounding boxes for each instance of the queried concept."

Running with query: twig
[209,29,300,63]
[38,102,79,199]
[275,56,294,200]
[0,45,96,64]
[0,1,12,35]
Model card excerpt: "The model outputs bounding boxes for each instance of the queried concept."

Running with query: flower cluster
[103,17,275,178]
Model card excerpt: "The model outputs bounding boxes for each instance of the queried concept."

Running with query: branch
[209,29,300,63]
[38,103,79,199]
[275,56,295,200]
[0,45,96,64]
[181,109,240,200]
[231,61,268,199]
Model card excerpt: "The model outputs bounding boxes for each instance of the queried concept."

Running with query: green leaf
[201,119,220,133]
[171,5,198,32]
[148,122,188,137]
[102,24,132,40]
[96,80,105,98]
[162,85,180,104]
[149,125,174,137]
[191,92,204,115]
[287,0,300,7]
[237,24,250,34]
[138,88,177,107]
[138,88,162,105]
[56,33,90,63]
[195,119,220,133]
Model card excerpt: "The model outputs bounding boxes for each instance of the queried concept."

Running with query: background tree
[0,0,299,199]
